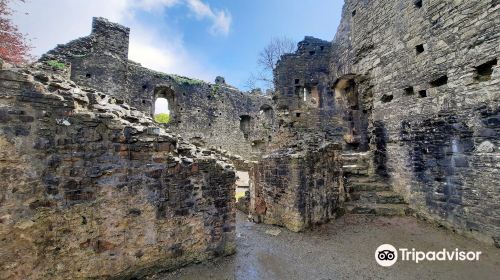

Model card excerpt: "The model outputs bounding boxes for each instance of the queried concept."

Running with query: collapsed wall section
[42,17,274,161]
[272,37,342,151]
[0,64,236,279]
[331,0,500,245]
[250,143,344,232]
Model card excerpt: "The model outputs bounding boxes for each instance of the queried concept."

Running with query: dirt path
[149,212,500,280]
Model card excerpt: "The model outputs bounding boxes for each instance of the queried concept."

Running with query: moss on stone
[46,60,66,69]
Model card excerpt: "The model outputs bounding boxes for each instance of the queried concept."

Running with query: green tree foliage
[154,113,170,124]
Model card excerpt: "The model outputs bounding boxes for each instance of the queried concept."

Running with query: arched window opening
[153,85,175,124]
[154,97,170,123]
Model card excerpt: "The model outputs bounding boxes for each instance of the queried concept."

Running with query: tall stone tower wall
[331,0,500,245]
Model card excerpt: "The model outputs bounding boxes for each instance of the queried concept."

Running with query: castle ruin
[0,0,499,279]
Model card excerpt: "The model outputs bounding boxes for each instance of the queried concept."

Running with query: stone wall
[0,64,236,279]
[250,143,344,232]
[42,17,274,161]
[330,0,500,245]
[272,37,343,151]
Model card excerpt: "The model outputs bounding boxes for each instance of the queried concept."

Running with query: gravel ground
[149,212,500,280]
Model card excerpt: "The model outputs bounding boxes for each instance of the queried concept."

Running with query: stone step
[349,182,392,192]
[346,175,378,182]
[345,202,409,216]
[342,165,369,175]
[349,191,406,204]
[341,152,371,158]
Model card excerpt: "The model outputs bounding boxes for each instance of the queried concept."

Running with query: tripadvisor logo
[375,244,482,267]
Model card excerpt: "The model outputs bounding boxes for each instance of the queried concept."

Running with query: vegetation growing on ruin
[170,74,204,86]
[46,60,65,69]
[211,84,221,97]
[154,113,170,124]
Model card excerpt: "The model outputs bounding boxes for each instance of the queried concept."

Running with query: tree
[0,0,32,65]
[154,113,170,124]
[247,37,296,91]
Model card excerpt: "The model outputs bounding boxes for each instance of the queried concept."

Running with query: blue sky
[12,0,343,90]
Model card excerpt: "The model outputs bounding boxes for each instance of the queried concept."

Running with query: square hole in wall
[415,44,425,55]
[296,112,301,118]
[380,94,394,103]
[429,75,448,87]
[295,79,300,84]
[474,58,497,82]
[352,10,356,16]
[418,90,427,97]
[404,86,415,95]
[85,73,92,78]
[414,0,423,8]
[309,51,316,55]
[320,46,325,51]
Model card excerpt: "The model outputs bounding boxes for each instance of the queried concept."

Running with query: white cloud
[10,0,228,82]
[185,0,231,35]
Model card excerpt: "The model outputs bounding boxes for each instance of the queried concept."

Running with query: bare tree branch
[246,36,296,92]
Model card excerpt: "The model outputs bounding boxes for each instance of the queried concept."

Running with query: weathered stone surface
[0,65,236,279]
[42,17,275,161]
[329,0,500,245]
[250,143,344,232]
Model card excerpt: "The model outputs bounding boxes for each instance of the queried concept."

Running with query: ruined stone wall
[272,37,343,150]
[42,17,274,161]
[248,38,346,231]
[250,143,344,232]
[331,0,500,245]
[0,64,236,279]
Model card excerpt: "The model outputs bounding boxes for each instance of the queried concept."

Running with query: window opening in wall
[474,59,497,82]
[296,113,301,118]
[85,73,91,78]
[142,84,148,90]
[320,46,325,51]
[429,75,448,87]
[415,44,424,55]
[295,79,300,84]
[154,97,170,124]
[404,86,415,95]
[153,86,175,124]
[418,90,427,97]
[380,94,394,103]
[414,0,423,8]
[352,10,356,16]
[309,50,316,55]
[239,115,252,140]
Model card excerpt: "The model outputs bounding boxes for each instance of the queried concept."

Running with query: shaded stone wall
[272,37,343,151]
[250,143,344,232]
[330,0,500,245]
[0,64,235,279]
[42,17,274,161]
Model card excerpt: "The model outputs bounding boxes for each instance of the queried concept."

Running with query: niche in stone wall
[153,85,175,124]
[239,115,253,140]
[334,76,370,151]
[474,59,497,82]
[429,75,448,87]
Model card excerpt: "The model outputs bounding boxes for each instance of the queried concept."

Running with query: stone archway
[153,85,176,124]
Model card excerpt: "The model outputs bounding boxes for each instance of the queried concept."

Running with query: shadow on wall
[401,115,475,220]
[372,121,388,178]
[239,115,253,139]
[334,75,370,151]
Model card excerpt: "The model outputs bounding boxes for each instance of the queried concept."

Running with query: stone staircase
[342,152,409,216]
